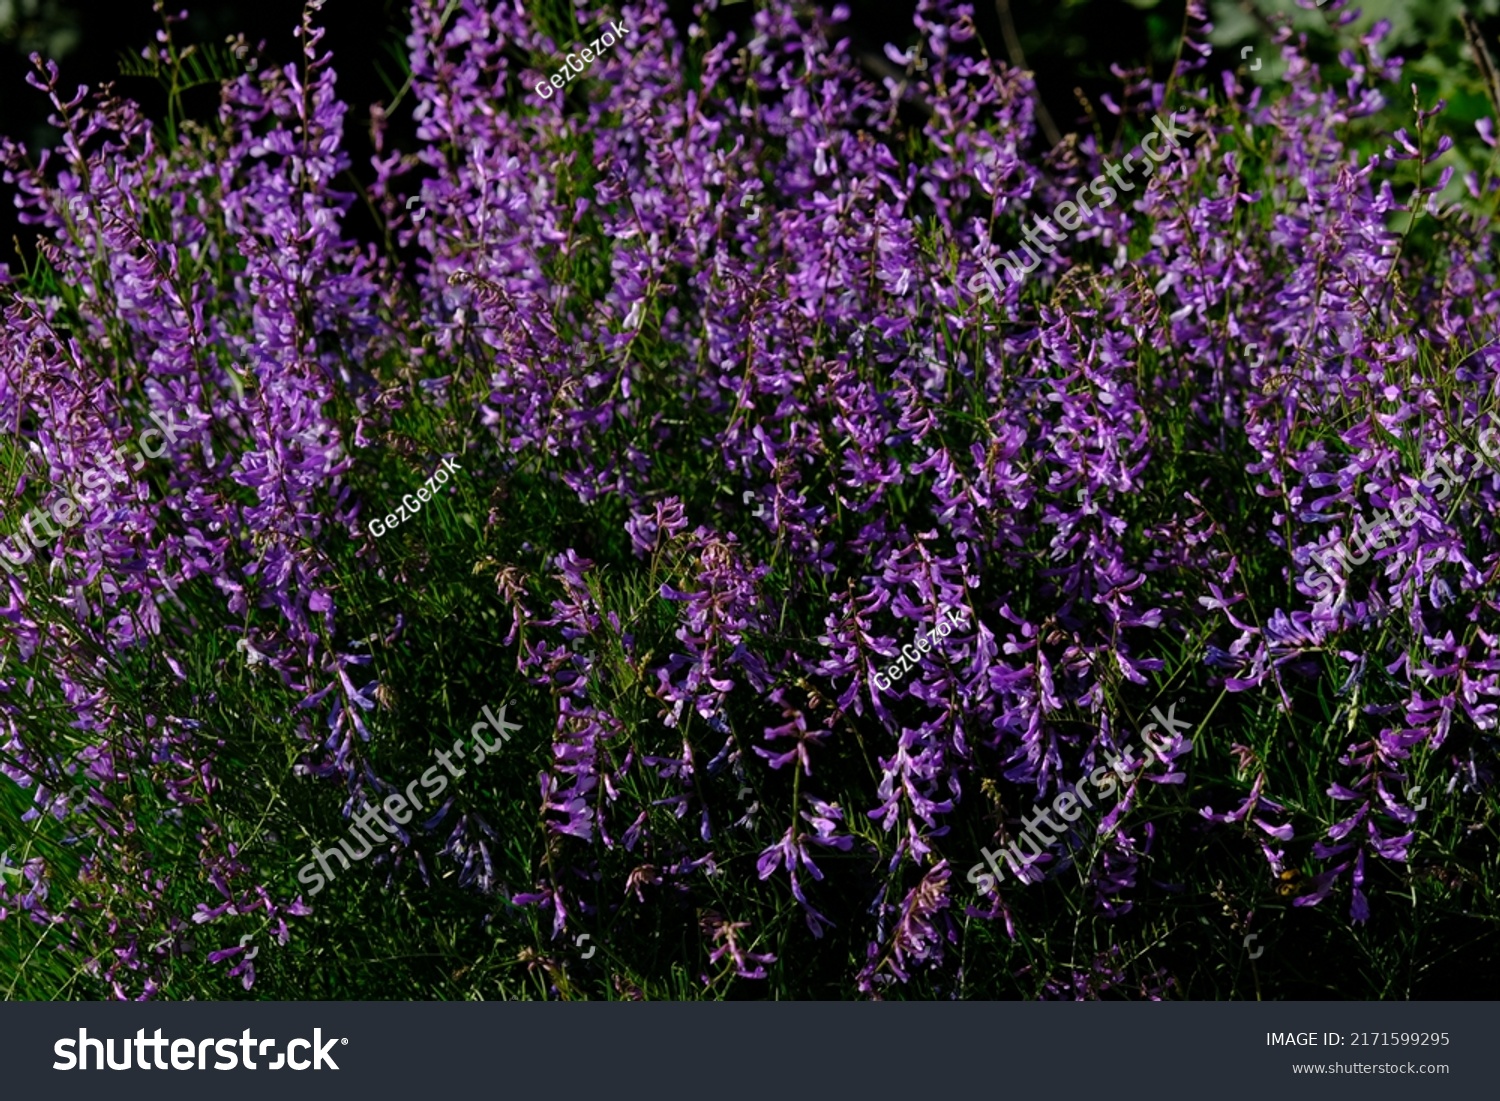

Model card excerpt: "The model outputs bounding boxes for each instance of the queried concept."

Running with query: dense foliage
[1,0,1498,1000]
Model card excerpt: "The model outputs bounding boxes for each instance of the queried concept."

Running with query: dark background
[0,0,1197,261]
[3,0,1495,257]
[1,1000,1491,1095]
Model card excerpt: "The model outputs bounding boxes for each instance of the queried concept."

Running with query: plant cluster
[0,0,1498,1000]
